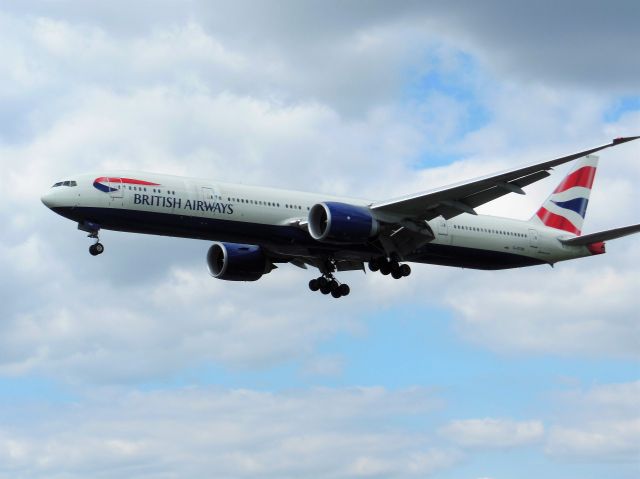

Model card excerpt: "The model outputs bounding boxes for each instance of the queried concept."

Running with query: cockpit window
[52,180,77,188]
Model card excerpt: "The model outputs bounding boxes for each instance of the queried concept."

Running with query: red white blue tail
[530,154,598,235]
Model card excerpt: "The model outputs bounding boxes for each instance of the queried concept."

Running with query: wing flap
[560,223,640,246]
[435,170,552,220]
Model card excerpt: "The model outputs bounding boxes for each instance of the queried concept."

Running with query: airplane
[41,136,640,298]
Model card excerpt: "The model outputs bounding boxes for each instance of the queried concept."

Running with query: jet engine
[308,202,379,243]
[206,242,273,281]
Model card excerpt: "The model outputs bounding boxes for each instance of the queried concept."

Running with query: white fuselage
[41,171,595,269]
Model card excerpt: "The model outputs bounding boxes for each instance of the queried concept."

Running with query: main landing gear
[308,274,351,299]
[368,257,411,279]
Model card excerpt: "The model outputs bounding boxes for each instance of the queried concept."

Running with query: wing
[371,136,639,221]
[559,223,640,246]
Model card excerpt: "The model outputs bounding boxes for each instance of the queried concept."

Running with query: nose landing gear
[89,242,104,256]
[79,221,104,256]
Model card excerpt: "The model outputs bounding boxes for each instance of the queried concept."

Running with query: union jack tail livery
[531,154,598,236]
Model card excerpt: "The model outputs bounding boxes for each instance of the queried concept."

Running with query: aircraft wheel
[331,289,342,298]
[320,284,332,295]
[318,277,328,288]
[309,279,320,291]
[391,268,403,279]
[338,284,350,296]
[400,264,411,277]
[329,280,339,292]
[368,259,380,272]
[94,243,104,255]
[380,263,391,275]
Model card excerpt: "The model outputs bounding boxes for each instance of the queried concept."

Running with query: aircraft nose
[41,190,54,208]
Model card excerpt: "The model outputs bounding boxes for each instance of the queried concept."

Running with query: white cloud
[0,3,638,478]
[545,381,640,462]
[443,243,640,358]
[0,386,459,478]
[440,418,544,448]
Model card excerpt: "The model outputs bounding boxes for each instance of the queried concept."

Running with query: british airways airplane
[42,137,640,298]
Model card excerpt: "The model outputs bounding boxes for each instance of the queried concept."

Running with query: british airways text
[133,193,234,214]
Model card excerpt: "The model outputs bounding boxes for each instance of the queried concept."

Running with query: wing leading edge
[370,136,639,222]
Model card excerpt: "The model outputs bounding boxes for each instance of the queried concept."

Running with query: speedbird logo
[93,177,160,193]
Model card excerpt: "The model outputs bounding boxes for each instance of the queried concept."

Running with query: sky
[0,1,639,478]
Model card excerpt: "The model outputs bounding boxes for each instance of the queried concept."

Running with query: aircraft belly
[408,242,546,270]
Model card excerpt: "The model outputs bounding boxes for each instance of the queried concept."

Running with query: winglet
[612,136,640,145]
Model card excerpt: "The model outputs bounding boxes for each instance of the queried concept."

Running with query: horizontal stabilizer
[560,223,640,246]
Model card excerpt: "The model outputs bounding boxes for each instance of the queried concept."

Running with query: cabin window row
[453,224,526,237]
[125,186,176,195]
[226,197,309,211]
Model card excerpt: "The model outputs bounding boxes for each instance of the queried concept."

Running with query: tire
[89,244,99,256]
[320,285,331,295]
[329,280,339,292]
[400,264,411,277]
[391,269,403,279]
[368,259,380,272]
[331,289,342,298]
[309,279,320,291]
[95,243,104,254]
[380,263,391,275]
[338,284,350,296]
[318,277,328,288]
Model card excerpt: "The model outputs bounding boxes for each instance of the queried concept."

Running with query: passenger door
[437,218,451,244]
[528,228,539,250]
[108,177,124,207]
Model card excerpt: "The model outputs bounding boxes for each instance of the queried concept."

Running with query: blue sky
[0,2,639,478]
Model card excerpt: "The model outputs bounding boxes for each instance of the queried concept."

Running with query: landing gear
[308,274,350,299]
[89,242,104,256]
[79,222,104,256]
[368,257,411,279]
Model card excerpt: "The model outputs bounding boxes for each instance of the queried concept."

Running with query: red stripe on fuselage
[553,166,596,193]
[95,177,160,186]
[535,207,581,235]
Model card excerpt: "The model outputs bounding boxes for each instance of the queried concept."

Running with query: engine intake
[207,242,272,281]
[308,202,379,243]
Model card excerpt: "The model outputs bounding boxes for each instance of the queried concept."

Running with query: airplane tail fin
[530,154,598,235]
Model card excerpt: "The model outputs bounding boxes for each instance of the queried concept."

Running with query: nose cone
[41,190,54,208]
[41,188,72,209]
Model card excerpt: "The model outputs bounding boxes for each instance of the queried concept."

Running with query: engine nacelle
[206,242,272,281]
[308,202,379,243]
